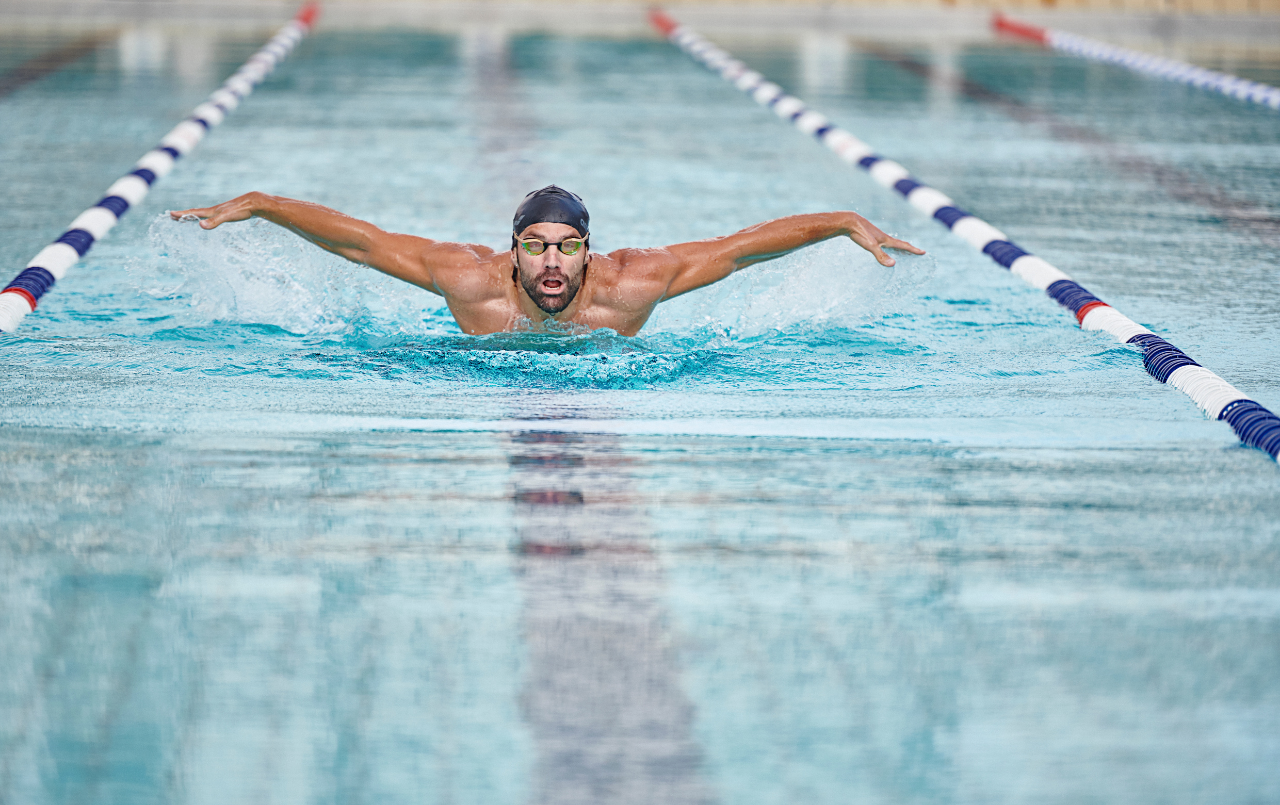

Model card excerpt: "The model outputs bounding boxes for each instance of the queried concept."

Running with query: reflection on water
[511,431,714,804]
[2,426,1279,803]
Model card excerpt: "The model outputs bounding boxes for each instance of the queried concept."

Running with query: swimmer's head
[512,185,589,244]
[511,186,591,316]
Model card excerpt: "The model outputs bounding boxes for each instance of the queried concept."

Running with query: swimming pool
[2,14,1279,803]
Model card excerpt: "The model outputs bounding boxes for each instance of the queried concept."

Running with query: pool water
[1,21,1279,804]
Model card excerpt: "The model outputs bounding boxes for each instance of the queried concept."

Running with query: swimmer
[170,185,924,336]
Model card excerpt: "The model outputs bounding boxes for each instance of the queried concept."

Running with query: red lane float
[992,13,1049,46]
[649,8,679,37]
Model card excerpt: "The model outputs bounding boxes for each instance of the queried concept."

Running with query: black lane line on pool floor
[0,33,112,99]
[858,42,1280,247]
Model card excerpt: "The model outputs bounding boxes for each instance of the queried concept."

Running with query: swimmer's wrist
[840,211,867,237]
[245,191,274,217]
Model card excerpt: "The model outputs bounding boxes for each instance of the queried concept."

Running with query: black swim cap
[512,185,590,239]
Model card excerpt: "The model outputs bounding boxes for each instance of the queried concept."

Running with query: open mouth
[540,277,565,294]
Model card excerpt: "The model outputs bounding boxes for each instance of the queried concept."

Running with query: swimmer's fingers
[169,206,215,223]
[868,238,924,267]
[882,236,926,256]
[169,196,256,229]
[848,227,899,267]
[197,207,250,229]
[847,213,926,267]
[867,243,895,267]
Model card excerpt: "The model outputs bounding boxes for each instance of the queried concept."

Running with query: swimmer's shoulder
[410,241,510,300]
[601,246,680,280]
[414,239,499,265]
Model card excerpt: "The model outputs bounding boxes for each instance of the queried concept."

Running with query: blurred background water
[1,16,1278,804]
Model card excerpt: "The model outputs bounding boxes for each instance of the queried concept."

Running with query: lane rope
[649,8,1280,462]
[0,1,322,334]
[994,12,1280,111]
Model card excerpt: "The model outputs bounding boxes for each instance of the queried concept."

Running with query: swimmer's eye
[520,238,585,257]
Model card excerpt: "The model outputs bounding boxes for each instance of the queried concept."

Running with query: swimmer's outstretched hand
[847,214,925,267]
[169,192,263,229]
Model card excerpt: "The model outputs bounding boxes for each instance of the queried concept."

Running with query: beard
[520,267,583,315]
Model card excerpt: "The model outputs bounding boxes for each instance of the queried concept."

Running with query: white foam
[647,238,935,338]
[132,214,435,336]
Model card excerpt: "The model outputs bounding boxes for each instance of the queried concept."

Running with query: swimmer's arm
[641,211,923,300]
[169,193,489,296]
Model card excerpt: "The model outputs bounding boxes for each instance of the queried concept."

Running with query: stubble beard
[520,265,583,316]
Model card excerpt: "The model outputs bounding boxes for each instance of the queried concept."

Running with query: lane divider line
[994,12,1280,111]
[649,7,1280,461]
[0,1,321,334]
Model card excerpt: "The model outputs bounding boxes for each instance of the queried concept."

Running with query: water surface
[1,24,1278,805]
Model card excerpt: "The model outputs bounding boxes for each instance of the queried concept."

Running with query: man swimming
[171,185,924,336]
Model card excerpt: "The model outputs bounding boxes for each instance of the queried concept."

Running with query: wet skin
[171,192,924,336]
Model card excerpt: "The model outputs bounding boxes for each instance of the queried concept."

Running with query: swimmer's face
[512,222,590,316]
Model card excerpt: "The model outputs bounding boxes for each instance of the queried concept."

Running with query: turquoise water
[2,24,1279,804]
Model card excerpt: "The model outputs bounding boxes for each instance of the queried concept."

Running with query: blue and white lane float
[649,8,1280,461]
[0,1,321,334]
[994,12,1280,111]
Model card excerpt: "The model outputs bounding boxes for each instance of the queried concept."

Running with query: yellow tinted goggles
[520,237,586,257]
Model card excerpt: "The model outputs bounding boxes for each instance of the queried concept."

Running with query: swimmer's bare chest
[446,296,655,336]
[441,261,659,336]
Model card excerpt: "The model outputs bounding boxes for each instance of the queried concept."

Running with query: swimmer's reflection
[508,430,715,804]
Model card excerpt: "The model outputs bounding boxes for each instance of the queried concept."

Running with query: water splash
[647,239,937,339]
[128,214,454,337]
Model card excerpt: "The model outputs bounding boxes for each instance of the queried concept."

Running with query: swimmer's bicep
[364,236,493,296]
[351,233,441,293]
[645,240,740,299]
